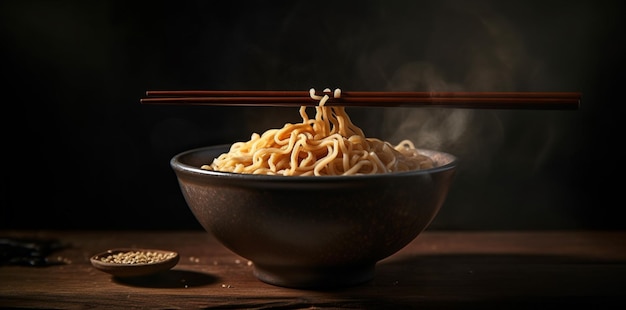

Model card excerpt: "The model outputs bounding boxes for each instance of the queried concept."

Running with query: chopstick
[140,90,581,110]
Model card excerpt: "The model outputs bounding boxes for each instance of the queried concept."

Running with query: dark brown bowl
[171,145,457,289]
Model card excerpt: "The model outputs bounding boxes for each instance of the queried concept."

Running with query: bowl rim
[171,144,457,181]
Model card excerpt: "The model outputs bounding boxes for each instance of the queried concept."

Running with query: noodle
[201,88,434,176]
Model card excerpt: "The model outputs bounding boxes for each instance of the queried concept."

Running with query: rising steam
[370,2,538,169]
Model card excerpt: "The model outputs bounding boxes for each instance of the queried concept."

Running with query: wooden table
[1,230,625,309]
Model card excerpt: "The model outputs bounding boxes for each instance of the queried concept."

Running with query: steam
[366,1,539,167]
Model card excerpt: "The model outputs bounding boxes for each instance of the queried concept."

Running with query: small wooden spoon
[90,248,179,277]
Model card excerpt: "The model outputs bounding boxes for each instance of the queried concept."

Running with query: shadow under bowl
[171,145,457,289]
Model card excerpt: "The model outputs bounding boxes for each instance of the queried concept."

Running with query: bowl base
[252,263,375,289]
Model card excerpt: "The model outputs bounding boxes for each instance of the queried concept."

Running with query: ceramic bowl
[171,145,457,288]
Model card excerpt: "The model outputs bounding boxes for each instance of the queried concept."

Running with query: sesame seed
[98,251,176,264]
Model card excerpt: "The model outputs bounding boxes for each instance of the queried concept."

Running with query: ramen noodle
[201,88,434,176]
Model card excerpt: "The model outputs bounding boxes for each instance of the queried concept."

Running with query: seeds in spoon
[98,251,176,264]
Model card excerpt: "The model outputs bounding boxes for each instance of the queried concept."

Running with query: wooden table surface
[1,230,625,309]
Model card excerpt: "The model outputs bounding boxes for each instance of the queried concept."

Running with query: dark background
[1,0,624,230]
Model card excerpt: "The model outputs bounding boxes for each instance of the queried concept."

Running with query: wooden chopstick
[140,90,581,110]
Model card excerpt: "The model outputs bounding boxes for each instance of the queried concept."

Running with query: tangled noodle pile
[201,88,434,176]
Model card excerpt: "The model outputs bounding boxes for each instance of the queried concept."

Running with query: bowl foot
[252,263,375,289]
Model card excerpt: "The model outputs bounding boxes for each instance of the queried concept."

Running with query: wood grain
[1,230,624,308]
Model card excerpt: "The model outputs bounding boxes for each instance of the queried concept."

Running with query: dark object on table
[0,237,68,266]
